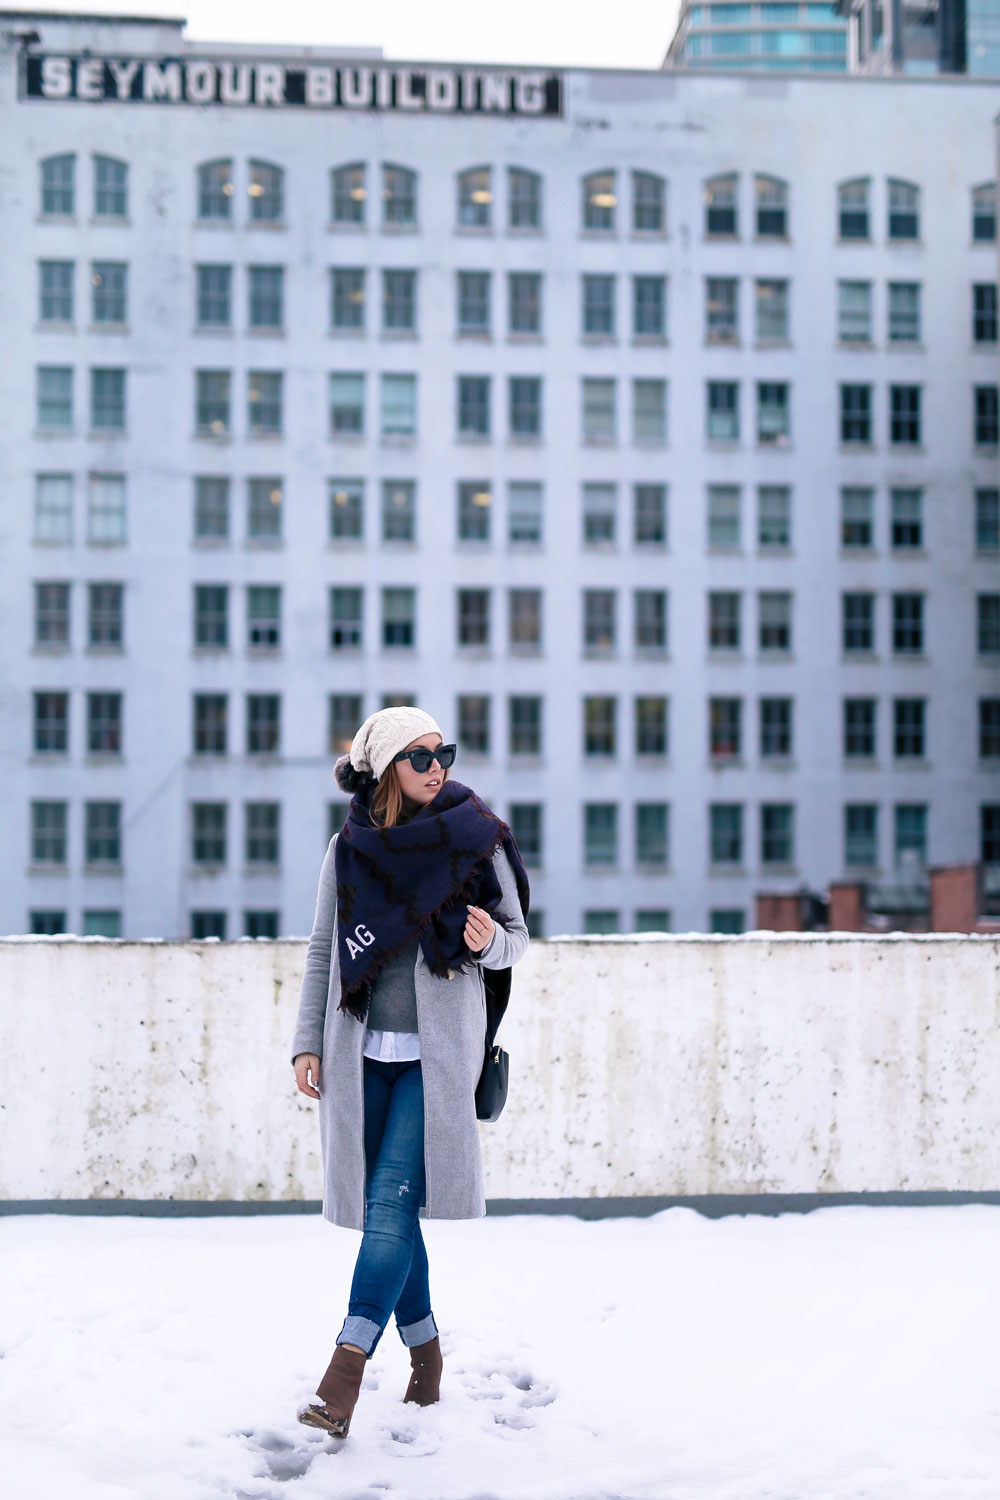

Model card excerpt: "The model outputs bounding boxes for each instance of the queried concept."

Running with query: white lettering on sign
[256,63,285,106]
[143,61,182,102]
[306,65,334,105]
[109,59,140,99]
[186,61,216,103]
[76,58,104,100]
[40,56,71,98]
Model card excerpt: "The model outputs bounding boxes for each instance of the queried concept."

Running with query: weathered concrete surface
[1,934,998,1202]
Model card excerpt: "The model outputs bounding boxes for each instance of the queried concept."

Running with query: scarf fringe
[337,821,510,1021]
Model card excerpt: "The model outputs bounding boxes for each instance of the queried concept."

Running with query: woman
[290,705,530,1438]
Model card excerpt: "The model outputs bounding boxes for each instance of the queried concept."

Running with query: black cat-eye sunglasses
[391,743,458,774]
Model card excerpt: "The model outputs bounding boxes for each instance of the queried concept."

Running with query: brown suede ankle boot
[297,1343,368,1437]
[403,1334,442,1406]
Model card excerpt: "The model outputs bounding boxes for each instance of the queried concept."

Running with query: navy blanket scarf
[334,777,531,1024]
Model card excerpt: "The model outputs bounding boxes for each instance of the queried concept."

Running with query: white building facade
[1,10,998,940]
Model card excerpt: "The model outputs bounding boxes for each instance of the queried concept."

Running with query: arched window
[582,170,616,232]
[754,175,788,238]
[458,166,492,228]
[972,183,996,243]
[40,153,75,216]
[887,179,919,241]
[198,159,234,221]
[381,163,417,228]
[331,163,366,225]
[704,174,738,237]
[93,155,128,218]
[508,167,541,230]
[838,178,869,240]
[632,171,665,233]
[249,160,283,222]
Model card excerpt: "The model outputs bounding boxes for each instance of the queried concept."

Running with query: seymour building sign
[21,55,564,116]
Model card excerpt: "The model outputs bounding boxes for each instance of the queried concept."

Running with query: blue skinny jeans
[335,1056,438,1358]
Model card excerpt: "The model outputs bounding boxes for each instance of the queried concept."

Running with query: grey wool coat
[290,833,530,1230]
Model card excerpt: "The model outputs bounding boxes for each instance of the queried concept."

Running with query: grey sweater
[365,935,420,1032]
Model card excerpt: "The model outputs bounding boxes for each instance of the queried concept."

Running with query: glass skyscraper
[665,0,849,70]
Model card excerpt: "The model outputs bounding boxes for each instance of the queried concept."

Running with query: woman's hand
[294,1053,321,1099]
[464,905,496,954]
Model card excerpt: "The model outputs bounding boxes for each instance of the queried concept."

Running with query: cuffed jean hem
[336,1314,382,1357]
[397,1312,439,1348]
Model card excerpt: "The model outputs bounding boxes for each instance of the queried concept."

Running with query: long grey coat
[290,833,529,1230]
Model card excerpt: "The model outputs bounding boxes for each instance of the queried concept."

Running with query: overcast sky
[42,0,681,69]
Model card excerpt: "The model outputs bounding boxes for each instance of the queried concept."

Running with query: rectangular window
[332,164,366,225]
[761,804,794,865]
[583,909,621,935]
[760,697,792,758]
[708,485,741,549]
[197,265,231,328]
[382,586,415,647]
[759,591,792,651]
[86,691,122,754]
[841,487,874,548]
[706,277,739,342]
[508,588,542,650]
[632,380,666,442]
[888,282,921,344]
[582,484,616,544]
[710,698,742,759]
[191,803,227,865]
[757,382,790,446]
[247,585,281,647]
[457,270,491,334]
[382,164,417,227]
[247,477,282,540]
[508,481,543,543]
[974,284,998,344]
[584,803,618,865]
[583,591,617,652]
[329,479,364,541]
[889,385,921,445]
[31,801,68,863]
[37,367,73,429]
[707,381,739,442]
[380,373,416,436]
[509,376,542,438]
[979,699,1000,759]
[709,804,743,865]
[193,694,228,755]
[634,590,667,650]
[978,594,1000,654]
[976,488,1000,553]
[509,168,541,230]
[381,479,415,542]
[634,484,667,545]
[39,260,74,322]
[34,582,69,646]
[458,481,492,542]
[248,371,283,435]
[457,375,491,437]
[842,592,875,652]
[509,696,542,755]
[582,378,616,442]
[456,587,491,647]
[33,692,69,753]
[458,694,491,754]
[87,473,126,543]
[84,801,121,864]
[328,372,364,435]
[633,171,665,233]
[888,180,919,241]
[330,268,365,330]
[328,693,363,755]
[90,368,125,431]
[755,279,788,341]
[893,698,926,758]
[196,370,230,434]
[249,160,283,222]
[890,488,922,549]
[635,803,668,866]
[844,698,876,758]
[198,160,233,221]
[382,268,416,332]
[975,386,999,446]
[633,275,666,337]
[245,803,280,866]
[41,154,74,215]
[708,591,741,650]
[758,486,790,547]
[845,804,878,867]
[329,585,363,647]
[837,281,871,343]
[88,581,123,646]
[839,180,869,240]
[508,272,541,334]
[248,266,284,330]
[509,804,543,867]
[840,384,872,444]
[194,584,228,648]
[246,694,280,754]
[582,274,616,337]
[94,155,128,217]
[635,696,668,756]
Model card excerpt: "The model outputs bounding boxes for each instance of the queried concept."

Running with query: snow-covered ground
[2,1205,999,1500]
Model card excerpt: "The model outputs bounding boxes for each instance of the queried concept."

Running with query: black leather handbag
[475,968,511,1122]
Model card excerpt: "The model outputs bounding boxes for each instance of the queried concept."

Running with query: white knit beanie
[349,705,443,784]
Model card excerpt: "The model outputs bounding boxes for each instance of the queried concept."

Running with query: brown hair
[369,760,450,829]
